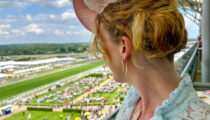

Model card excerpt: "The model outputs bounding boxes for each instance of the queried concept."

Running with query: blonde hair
[92,0,187,63]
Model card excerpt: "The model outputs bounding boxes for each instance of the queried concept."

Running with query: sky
[0,0,199,44]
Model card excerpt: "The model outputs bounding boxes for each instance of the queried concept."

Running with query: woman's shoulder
[116,74,210,120]
[151,73,210,120]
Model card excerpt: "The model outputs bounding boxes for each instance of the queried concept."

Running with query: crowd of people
[97,81,121,93]
[3,71,131,120]
[32,76,106,105]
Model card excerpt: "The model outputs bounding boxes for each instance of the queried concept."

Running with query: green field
[80,85,127,106]
[4,111,81,120]
[92,89,119,104]
[0,61,104,101]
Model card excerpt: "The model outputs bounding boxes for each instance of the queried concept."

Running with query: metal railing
[193,82,210,89]
[180,45,199,78]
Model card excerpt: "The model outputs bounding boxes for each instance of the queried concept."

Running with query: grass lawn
[82,88,120,106]
[0,61,104,101]
[92,89,119,103]
[4,111,81,120]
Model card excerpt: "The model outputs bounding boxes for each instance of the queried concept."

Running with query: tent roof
[178,0,202,25]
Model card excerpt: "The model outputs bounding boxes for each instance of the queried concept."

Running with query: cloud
[49,14,57,20]
[54,29,65,36]
[0,24,11,29]
[0,24,11,37]
[0,2,91,44]
[24,24,45,35]
[40,0,70,8]
[0,9,77,24]
[0,1,29,9]
[0,0,70,9]
[69,26,78,29]
[11,29,25,36]
[0,30,9,35]
[33,14,51,21]
[72,29,90,35]
[54,28,89,36]
[61,10,77,20]
[66,31,72,35]
[0,1,14,9]
[26,14,32,22]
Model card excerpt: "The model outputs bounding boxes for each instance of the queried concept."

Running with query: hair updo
[92,0,187,62]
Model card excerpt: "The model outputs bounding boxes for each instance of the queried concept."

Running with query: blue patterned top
[115,74,210,120]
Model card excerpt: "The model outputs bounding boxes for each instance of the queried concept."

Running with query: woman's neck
[127,59,181,119]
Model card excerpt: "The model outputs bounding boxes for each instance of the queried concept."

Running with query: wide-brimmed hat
[72,0,117,32]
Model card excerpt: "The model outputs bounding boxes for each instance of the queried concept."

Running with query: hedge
[120,97,124,101]
[27,107,52,111]
[85,73,103,78]
[107,73,113,76]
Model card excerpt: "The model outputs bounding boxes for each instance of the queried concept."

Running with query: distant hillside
[0,43,90,56]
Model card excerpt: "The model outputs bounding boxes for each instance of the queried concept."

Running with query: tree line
[0,43,90,56]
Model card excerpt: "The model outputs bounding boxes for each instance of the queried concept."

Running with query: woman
[73,0,210,120]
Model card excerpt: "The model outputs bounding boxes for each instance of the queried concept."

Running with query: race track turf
[0,61,104,101]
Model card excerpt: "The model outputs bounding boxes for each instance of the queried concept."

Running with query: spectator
[27,113,31,120]
[198,34,202,55]
[67,115,70,120]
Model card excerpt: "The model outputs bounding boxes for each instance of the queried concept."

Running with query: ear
[120,36,132,61]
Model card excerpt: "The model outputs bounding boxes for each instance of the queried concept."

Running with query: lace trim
[151,74,194,120]
[179,99,210,120]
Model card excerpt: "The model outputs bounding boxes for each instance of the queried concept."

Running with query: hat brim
[72,0,98,32]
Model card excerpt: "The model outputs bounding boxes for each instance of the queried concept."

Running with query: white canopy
[0,57,76,67]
